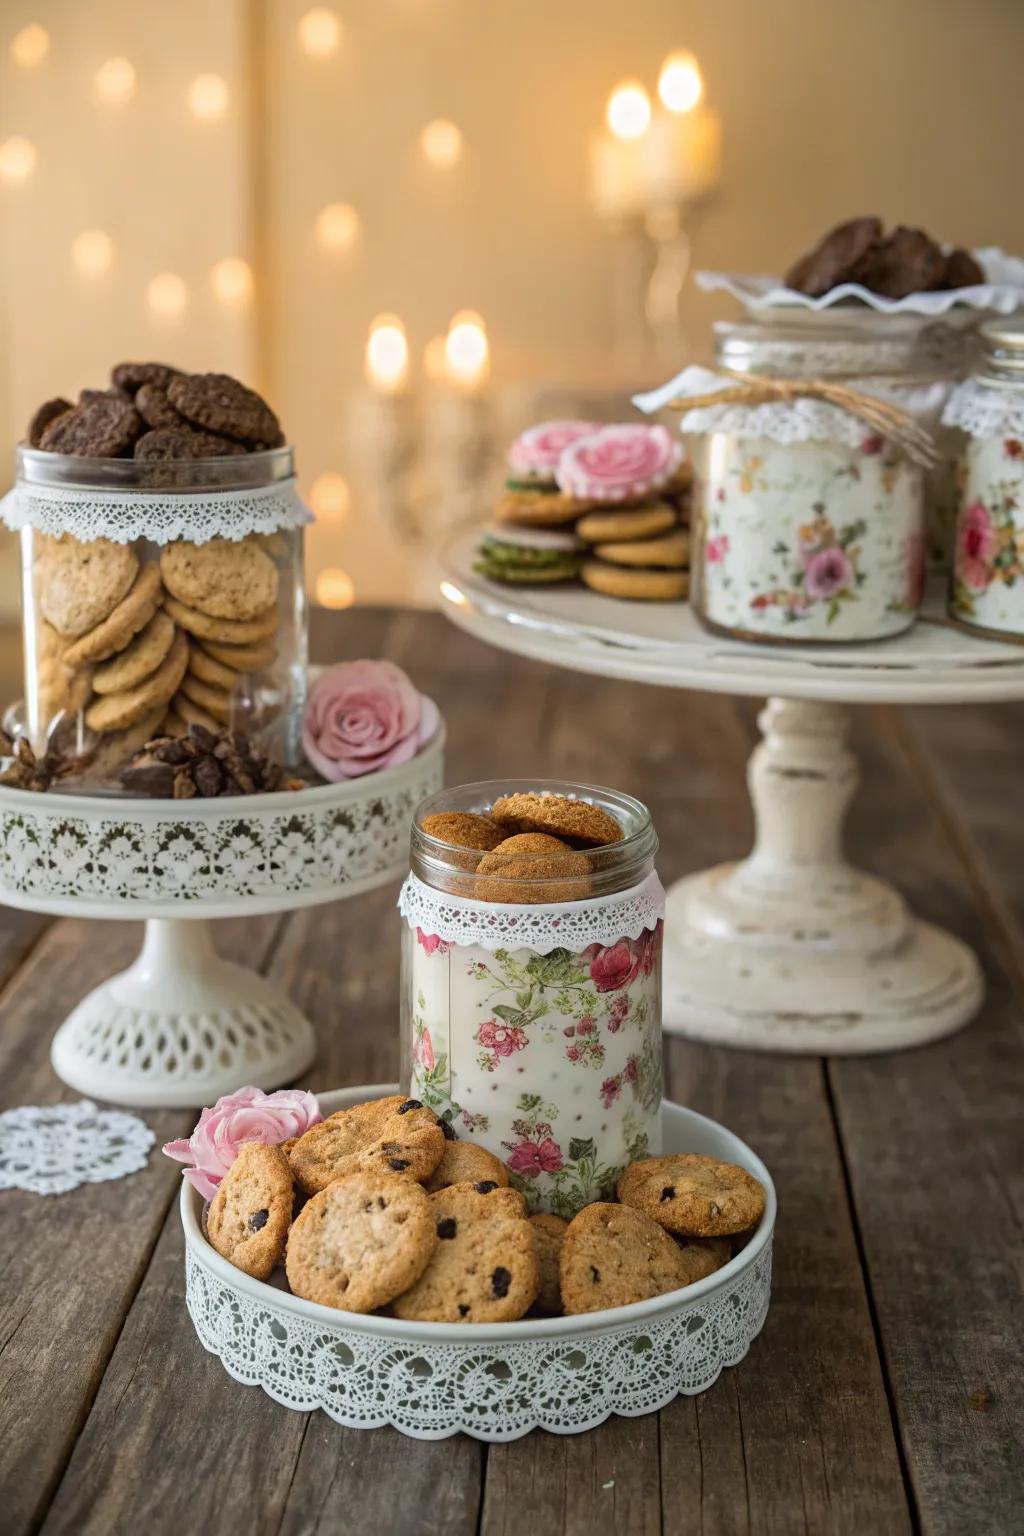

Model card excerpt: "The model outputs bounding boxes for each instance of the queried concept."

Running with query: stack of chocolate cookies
[783,217,984,300]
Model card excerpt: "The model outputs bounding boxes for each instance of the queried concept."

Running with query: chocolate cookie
[560,1202,692,1314]
[423,1139,510,1193]
[38,537,140,639]
[27,397,72,448]
[163,594,279,645]
[91,609,176,695]
[134,426,247,461]
[489,791,623,847]
[288,1095,446,1195]
[84,629,188,732]
[160,536,278,621]
[944,247,985,289]
[134,382,185,430]
[529,1211,568,1314]
[206,1142,293,1281]
[391,1184,538,1322]
[783,216,883,297]
[286,1173,436,1313]
[111,361,182,395]
[39,395,142,458]
[617,1154,766,1237]
[167,371,281,448]
[61,563,163,666]
[851,225,947,298]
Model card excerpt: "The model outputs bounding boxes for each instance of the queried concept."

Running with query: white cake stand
[0,726,444,1107]
[439,529,1024,1055]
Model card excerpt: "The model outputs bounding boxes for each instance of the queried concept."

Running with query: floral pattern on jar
[949,436,1024,637]
[694,433,924,642]
[407,922,663,1217]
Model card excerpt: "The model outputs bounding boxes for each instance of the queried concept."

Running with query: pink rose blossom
[163,1086,321,1201]
[860,433,885,455]
[705,534,730,565]
[416,928,449,957]
[576,1017,596,1035]
[302,659,439,782]
[506,1136,563,1178]
[477,1020,528,1058]
[637,920,663,978]
[508,420,602,475]
[600,1075,622,1110]
[804,547,854,600]
[565,1045,581,1062]
[587,938,642,993]
[556,424,683,503]
[625,1057,638,1084]
[956,501,997,591]
[415,1027,436,1072]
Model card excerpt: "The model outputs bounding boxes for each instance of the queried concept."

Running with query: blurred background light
[71,229,114,278]
[298,8,342,59]
[606,80,651,140]
[419,118,463,168]
[146,272,188,319]
[365,314,409,392]
[0,136,37,184]
[315,567,356,607]
[94,56,136,106]
[210,256,254,306]
[316,201,359,251]
[309,472,351,522]
[658,51,703,113]
[188,73,229,122]
[10,24,49,69]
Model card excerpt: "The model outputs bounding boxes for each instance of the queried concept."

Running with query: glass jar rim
[15,443,295,492]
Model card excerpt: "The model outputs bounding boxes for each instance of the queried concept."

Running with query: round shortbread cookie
[288,1095,445,1195]
[179,671,232,725]
[575,504,677,543]
[84,630,188,733]
[39,537,139,639]
[617,1154,765,1237]
[188,644,240,691]
[62,564,163,667]
[172,692,221,733]
[286,1174,436,1314]
[91,610,176,695]
[207,1143,294,1282]
[594,531,689,569]
[163,593,279,645]
[560,1202,692,1314]
[391,1184,538,1323]
[581,561,688,602]
[494,488,593,527]
[200,637,277,672]
[160,537,278,621]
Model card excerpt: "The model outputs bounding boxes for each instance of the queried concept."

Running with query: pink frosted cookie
[508,420,602,481]
[556,424,683,503]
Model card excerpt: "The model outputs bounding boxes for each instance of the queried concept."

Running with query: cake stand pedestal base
[50,918,317,1109]
[662,697,984,1054]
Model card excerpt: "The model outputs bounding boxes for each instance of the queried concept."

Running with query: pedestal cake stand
[440,528,1024,1054]
[0,726,444,1107]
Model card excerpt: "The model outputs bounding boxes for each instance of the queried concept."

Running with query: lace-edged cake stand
[438,529,1024,1055]
[182,1083,775,1440]
[0,728,444,1108]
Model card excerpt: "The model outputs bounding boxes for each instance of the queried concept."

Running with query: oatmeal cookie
[91,609,176,695]
[163,594,279,645]
[560,1202,692,1314]
[207,1142,294,1281]
[391,1183,538,1322]
[38,537,140,639]
[160,537,279,622]
[288,1095,445,1195]
[61,564,163,665]
[529,1212,568,1314]
[285,1173,436,1313]
[617,1154,765,1237]
[84,629,188,732]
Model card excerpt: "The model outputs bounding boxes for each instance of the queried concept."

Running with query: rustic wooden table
[1,607,1020,1536]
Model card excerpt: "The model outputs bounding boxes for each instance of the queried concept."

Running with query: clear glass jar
[15,446,307,787]
[948,320,1024,642]
[399,779,664,1217]
[690,310,943,644]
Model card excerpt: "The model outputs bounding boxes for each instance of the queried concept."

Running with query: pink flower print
[860,433,885,455]
[637,920,663,979]
[476,1020,528,1059]
[587,938,641,993]
[804,547,854,600]
[565,1044,581,1062]
[563,1025,576,1037]
[705,534,730,565]
[624,1056,638,1084]
[416,928,449,956]
[1005,438,1023,459]
[414,1026,435,1073]
[576,1017,596,1035]
[506,1136,563,1178]
[956,501,997,591]
[600,1075,622,1110]
[607,1016,622,1034]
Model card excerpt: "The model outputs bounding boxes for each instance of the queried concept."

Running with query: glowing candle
[365,315,409,394]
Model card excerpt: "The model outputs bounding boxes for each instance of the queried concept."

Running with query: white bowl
[182,1083,776,1440]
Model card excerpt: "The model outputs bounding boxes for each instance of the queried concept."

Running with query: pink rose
[508,419,602,475]
[804,547,854,600]
[587,938,642,993]
[956,501,997,592]
[506,1136,563,1178]
[477,1020,528,1058]
[415,1026,436,1072]
[163,1085,321,1201]
[556,424,683,503]
[706,534,730,565]
[302,659,439,782]
[601,1075,622,1109]
[637,920,663,978]
[416,928,449,957]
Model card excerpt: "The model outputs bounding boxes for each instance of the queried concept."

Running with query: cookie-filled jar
[1,369,310,788]
[638,313,943,643]
[945,321,1024,641]
[399,780,664,1217]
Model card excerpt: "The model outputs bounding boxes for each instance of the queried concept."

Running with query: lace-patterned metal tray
[182,1084,775,1441]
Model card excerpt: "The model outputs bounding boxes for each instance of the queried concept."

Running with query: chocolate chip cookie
[423,1139,510,1193]
[391,1184,538,1322]
[529,1211,568,1314]
[617,1154,765,1237]
[285,1173,436,1313]
[560,1202,693,1314]
[206,1142,294,1281]
[167,372,281,448]
[288,1095,446,1194]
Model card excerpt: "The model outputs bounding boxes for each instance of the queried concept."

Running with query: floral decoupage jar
[2,419,310,789]
[398,780,664,1217]
[945,321,1024,642]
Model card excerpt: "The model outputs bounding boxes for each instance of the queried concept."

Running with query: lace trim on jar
[0,477,313,545]
[943,378,1024,439]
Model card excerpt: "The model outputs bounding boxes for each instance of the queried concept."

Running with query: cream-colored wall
[2,0,1023,610]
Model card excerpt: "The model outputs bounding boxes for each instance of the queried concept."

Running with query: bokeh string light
[0,136,37,185]
[146,273,189,320]
[657,51,703,113]
[419,118,463,169]
[315,568,356,608]
[298,8,343,59]
[72,229,114,278]
[94,56,136,107]
[188,73,230,122]
[365,314,409,393]
[444,310,489,389]
[309,472,351,523]
[210,257,254,306]
[606,80,651,140]
[10,24,49,68]
[316,201,359,251]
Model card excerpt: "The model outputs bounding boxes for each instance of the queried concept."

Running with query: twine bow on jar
[666,367,939,469]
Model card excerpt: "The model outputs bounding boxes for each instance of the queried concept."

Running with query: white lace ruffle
[0,478,313,545]
[696,248,1024,316]
[634,366,947,448]
[942,378,1024,439]
[0,1099,155,1195]
[398,869,665,952]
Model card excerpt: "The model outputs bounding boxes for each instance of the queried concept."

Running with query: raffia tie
[667,367,938,469]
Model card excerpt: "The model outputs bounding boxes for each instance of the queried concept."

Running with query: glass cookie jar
[3,446,310,789]
[398,780,664,1218]
[945,321,1024,642]
[687,312,942,644]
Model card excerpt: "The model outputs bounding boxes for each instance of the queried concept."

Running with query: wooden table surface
[1,606,1021,1536]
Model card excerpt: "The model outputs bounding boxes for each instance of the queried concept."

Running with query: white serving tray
[182,1083,775,1441]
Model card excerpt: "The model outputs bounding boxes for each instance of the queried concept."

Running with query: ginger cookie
[163,594,279,645]
[423,1139,510,1193]
[489,791,623,847]
[27,397,73,448]
[61,564,163,666]
[206,1142,294,1282]
[111,361,182,395]
[38,537,140,640]
[160,537,278,622]
[85,630,188,733]
[288,1095,445,1195]
[581,562,689,602]
[594,531,689,569]
[529,1212,568,1314]
[391,1184,538,1323]
[576,504,677,544]
[188,644,242,691]
[91,609,176,695]
[617,1154,766,1237]
[179,672,232,725]
[172,692,222,733]
[39,395,142,458]
[560,1202,692,1314]
[167,372,282,448]
[475,833,591,904]
[285,1173,436,1313]
[201,637,277,672]
[419,811,504,852]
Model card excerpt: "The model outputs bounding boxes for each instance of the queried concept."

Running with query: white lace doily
[398,869,665,952]
[634,366,947,448]
[943,378,1024,438]
[697,247,1024,316]
[0,478,313,545]
[0,1099,155,1195]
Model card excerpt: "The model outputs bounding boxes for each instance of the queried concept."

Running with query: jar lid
[978,319,1024,385]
